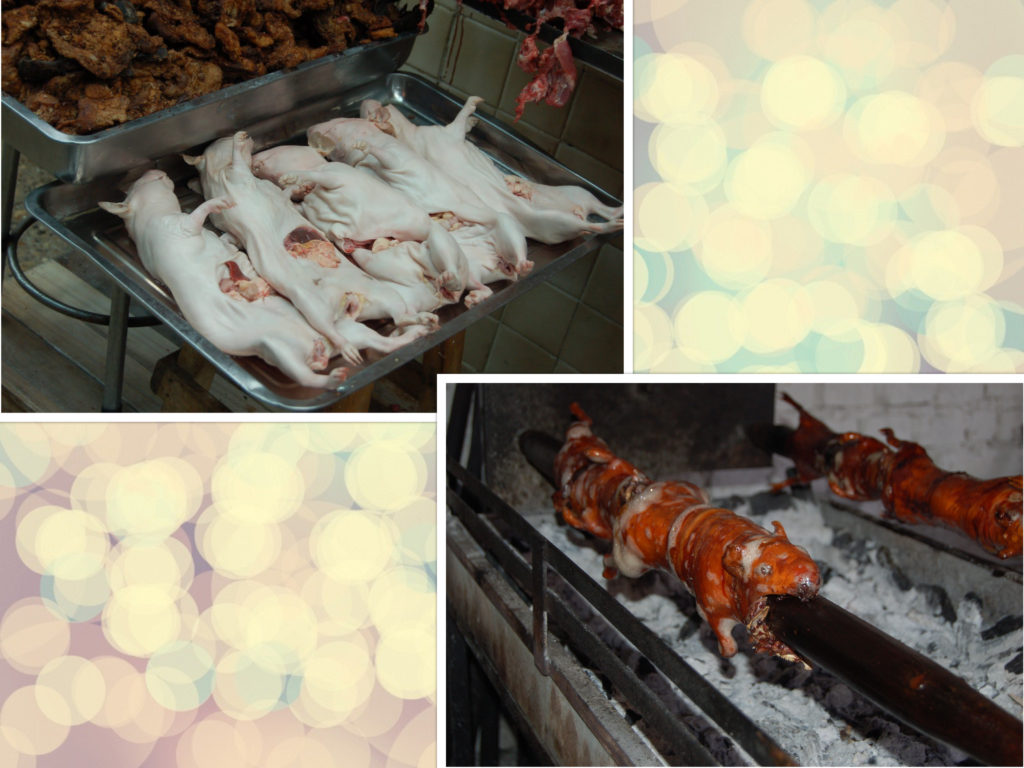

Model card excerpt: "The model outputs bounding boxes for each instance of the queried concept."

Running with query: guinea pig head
[724,521,820,605]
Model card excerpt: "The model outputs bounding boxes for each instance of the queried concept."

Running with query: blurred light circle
[342,683,406,738]
[197,508,282,580]
[346,442,427,510]
[888,0,956,68]
[69,462,121,520]
[107,537,194,592]
[740,280,814,354]
[928,146,999,224]
[385,705,436,768]
[818,1,895,91]
[376,627,435,700]
[146,641,215,712]
[807,174,896,245]
[895,184,959,237]
[228,424,310,463]
[176,716,252,768]
[213,649,288,721]
[0,686,69,755]
[16,505,108,579]
[102,584,188,658]
[697,206,773,288]
[650,121,727,192]
[844,91,945,166]
[34,655,105,726]
[392,497,437,566]
[972,75,1024,147]
[0,425,53,487]
[106,459,202,543]
[856,322,921,372]
[311,510,395,583]
[0,599,71,674]
[920,295,1006,370]
[302,573,370,636]
[306,423,364,454]
[761,55,846,130]
[266,737,336,768]
[742,0,816,61]
[916,61,983,132]
[635,182,709,253]
[635,53,718,124]
[672,291,745,364]
[634,303,674,371]
[806,280,862,335]
[360,424,435,452]
[635,0,689,25]
[42,567,110,623]
[636,251,676,305]
[907,230,985,301]
[724,134,813,219]
[648,347,717,373]
[300,639,375,717]
[304,727,373,768]
[212,451,304,524]
[369,567,434,636]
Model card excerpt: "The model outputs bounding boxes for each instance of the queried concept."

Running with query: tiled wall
[775,384,1023,478]
[404,0,624,373]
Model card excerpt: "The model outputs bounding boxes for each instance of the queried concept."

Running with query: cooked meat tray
[1,31,419,184]
[23,72,621,411]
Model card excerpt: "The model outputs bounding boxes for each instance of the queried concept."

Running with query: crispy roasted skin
[774,393,1023,559]
[2,0,418,134]
[553,403,820,663]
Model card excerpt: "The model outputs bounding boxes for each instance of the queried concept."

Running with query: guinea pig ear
[97,201,130,217]
[181,154,204,169]
[723,542,746,580]
[771,521,790,540]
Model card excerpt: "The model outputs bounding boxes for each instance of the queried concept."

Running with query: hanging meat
[467,0,624,118]
[769,393,1024,559]
[553,403,821,663]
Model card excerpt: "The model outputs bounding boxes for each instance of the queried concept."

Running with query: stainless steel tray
[24,73,621,412]
[2,32,417,183]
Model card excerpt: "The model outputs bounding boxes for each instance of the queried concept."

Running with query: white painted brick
[881,384,934,407]
[966,408,999,446]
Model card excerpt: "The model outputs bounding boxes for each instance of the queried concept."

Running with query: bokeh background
[0,423,436,767]
[634,0,1024,372]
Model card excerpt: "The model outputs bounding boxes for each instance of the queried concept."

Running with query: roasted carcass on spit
[553,403,821,663]
[769,393,1023,559]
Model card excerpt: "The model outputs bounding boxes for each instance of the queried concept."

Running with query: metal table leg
[2,143,21,281]
[102,286,130,412]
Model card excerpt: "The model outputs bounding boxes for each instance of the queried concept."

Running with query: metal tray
[1,32,417,184]
[24,73,622,411]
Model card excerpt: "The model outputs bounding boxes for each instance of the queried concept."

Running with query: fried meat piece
[42,4,137,78]
[137,0,216,50]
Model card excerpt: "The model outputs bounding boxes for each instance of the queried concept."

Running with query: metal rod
[2,143,20,281]
[518,429,1024,767]
[766,594,1023,767]
[101,286,130,412]
[4,214,160,326]
[531,541,550,675]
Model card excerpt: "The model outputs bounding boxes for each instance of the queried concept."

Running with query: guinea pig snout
[793,570,820,600]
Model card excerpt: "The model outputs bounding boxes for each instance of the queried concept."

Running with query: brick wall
[403,1,624,372]
[775,384,1023,478]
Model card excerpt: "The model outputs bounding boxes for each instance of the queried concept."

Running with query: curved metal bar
[4,213,160,327]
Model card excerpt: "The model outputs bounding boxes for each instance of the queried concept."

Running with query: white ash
[529,487,1023,766]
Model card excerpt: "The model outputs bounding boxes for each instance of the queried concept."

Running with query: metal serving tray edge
[2,31,417,184]
[24,73,622,412]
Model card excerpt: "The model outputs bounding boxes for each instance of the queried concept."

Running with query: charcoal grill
[445,383,1023,766]
[2,35,621,411]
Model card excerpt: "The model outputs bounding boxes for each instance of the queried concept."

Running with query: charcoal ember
[833,530,873,567]
[1005,651,1023,674]
[875,545,912,590]
[980,615,1022,640]
[748,490,795,516]
[710,493,745,511]
[916,584,957,624]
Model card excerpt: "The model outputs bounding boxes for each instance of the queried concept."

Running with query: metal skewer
[516,429,1024,766]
